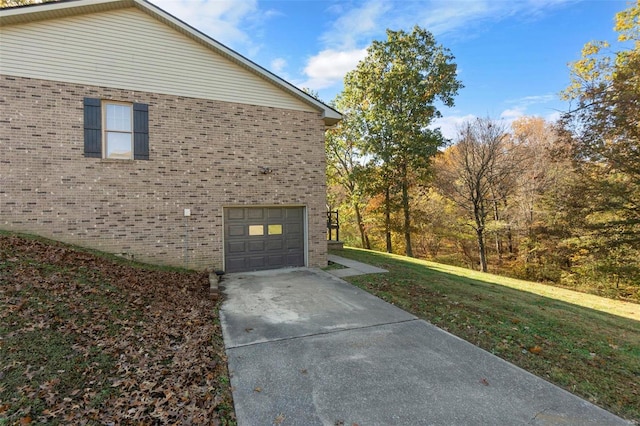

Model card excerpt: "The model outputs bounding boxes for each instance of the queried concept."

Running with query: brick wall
[0,75,328,270]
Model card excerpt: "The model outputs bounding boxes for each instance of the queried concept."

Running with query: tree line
[327,2,639,301]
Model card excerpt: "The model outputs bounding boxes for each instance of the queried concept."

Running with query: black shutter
[84,98,102,158]
[133,103,149,160]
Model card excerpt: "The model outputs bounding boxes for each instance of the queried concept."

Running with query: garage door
[224,207,305,273]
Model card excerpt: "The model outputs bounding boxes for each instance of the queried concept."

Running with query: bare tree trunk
[353,202,370,249]
[477,227,488,272]
[504,199,514,256]
[525,206,534,264]
[385,185,392,253]
[401,167,413,257]
[434,118,511,274]
[493,199,502,261]
[475,203,488,272]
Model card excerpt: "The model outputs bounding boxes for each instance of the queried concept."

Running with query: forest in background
[3,0,637,301]
[326,2,639,301]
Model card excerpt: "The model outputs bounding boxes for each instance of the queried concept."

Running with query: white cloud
[432,109,563,141]
[498,107,527,128]
[270,58,287,74]
[150,0,262,51]
[318,0,575,49]
[431,114,477,141]
[299,48,368,90]
[501,107,526,121]
[506,94,556,106]
[414,1,493,36]
[545,110,562,123]
[301,0,577,99]
[299,0,390,93]
[412,0,578,37]
[321,0,393,49]
[501,93,563,125]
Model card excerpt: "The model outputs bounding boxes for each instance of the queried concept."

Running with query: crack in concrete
[225,317,421,350]
[529,407,549,424]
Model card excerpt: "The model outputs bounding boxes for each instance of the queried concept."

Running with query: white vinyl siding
[0,8,315,113]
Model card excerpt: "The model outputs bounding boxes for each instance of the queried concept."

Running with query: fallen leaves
[0,234,235,424]
[274,412,286,425]
[528,345,543,355]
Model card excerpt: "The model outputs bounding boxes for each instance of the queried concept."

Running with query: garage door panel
[286,208,303,220]
[286,253,304,265]
[224,207,305,273]
[287,229,302,237]
[267,209,283,219]
[226,258,245,271]
[267,255,284,267]
[227,208,245,220]
[249,256,266,268]
[286,239,303,249]
[287,223,303,233]
[248,240,265,251]
[286,233,303,243]
[227,241,246,253]
[266,239,284,250]
[228,224,246,237]
[248,209,264,219]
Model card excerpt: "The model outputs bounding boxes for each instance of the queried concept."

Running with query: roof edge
[0,0,342,125]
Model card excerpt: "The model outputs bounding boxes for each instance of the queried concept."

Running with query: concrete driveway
[219,268,630,426]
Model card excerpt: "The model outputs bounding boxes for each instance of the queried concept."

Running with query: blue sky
[151,0,629,138]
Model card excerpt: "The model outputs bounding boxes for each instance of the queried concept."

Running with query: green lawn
[332,247,640,422]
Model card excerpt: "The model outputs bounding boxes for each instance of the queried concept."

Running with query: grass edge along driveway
[331,247,640,423]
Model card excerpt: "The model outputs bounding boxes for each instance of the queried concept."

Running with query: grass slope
[333,247,640,422]
[0,232,236,425]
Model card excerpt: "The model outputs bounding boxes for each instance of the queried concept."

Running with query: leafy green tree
[325,96,372,249]
[342,26,462,256]
[561,0,640,293]
[411,188,458,258]
[301,87,322,102]
[563,1,639,180]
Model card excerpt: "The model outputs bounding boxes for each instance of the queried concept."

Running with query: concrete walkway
[219,268,630,426]
[326,254,388,277]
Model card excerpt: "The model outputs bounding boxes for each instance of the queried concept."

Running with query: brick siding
[0,75,328,270]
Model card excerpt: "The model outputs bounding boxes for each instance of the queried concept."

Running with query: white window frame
[102,101,133,160]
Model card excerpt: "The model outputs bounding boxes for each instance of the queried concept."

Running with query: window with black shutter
[83,98,149,160]
[133,103,149,160]
[83,98,102,158]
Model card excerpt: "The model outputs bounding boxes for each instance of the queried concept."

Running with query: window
[105,103,133,159]
[268,224,283,235]
[83,98,149,160]
[249,225,264,236]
